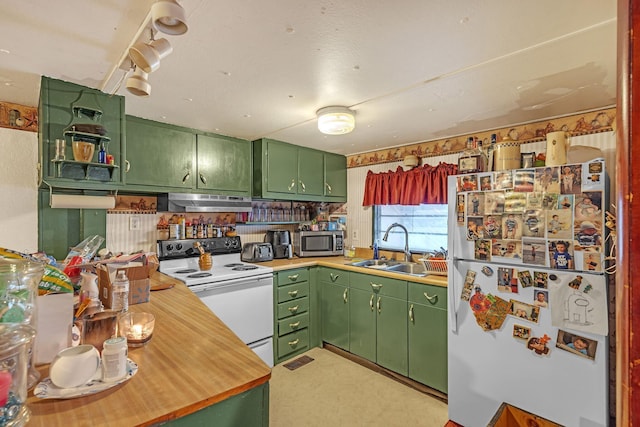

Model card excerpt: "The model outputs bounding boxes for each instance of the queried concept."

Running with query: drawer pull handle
[288,338,300,347]
[182,171,190,184]
[125,160,131,173]
[343,288,348,303]
[288,179,296,191]
[288,305,299,313]
[199,173,207,185]
[377,296,381,313]
[289,321,301,328]
[299,180,306,192]
[369,294,375,311]
[288,274,300,281]
[370,283,382,291]
[288,290,299,297]
[423,292,437,303]
[409,304,414,323]
[330,273,340,282]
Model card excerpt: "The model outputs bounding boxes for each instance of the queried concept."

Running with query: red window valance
[362,162,458,206]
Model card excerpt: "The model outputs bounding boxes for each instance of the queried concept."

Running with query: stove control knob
[176,243,183,251]
[166,244,173,251]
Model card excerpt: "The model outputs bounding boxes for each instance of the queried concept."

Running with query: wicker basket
[418,258,448,275]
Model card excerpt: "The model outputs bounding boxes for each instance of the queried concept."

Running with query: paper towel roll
[50,194,116,209]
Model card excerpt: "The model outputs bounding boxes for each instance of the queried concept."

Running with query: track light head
[152,0,188,35]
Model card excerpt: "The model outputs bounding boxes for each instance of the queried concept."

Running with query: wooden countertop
[258,256,448,287]
[26,272,271,427]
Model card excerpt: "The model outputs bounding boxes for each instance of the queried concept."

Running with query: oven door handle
[190,274,274,294]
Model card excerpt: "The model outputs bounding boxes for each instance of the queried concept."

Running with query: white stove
[158,237,274,367]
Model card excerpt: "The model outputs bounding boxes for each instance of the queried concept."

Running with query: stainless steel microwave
[293,230,344,257]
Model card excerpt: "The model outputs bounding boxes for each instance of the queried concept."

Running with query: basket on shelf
[418,258,448,276]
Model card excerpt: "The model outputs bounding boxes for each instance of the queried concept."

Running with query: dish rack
[418,258,448,276]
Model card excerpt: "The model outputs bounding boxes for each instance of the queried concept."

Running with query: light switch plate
[129,216,141,231]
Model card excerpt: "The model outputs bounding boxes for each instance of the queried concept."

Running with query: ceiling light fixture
[128,38,172,73]
[316,106,356,135]
[126,68,151,97]
[152,0,188,35]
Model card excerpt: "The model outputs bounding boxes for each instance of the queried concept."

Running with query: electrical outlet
[352,230,358,241]
[129,216,141,231]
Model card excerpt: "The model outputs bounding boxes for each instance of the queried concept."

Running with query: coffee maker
[264,230,292,259]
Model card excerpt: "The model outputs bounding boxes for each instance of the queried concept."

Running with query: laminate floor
[269,347,448,426]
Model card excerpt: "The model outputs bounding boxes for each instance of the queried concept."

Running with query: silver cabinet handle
[377,296,381,314]
[325,182,332,193]
[288,305,299,313]
[287,179,296,191]
[288,290,299,297]
[289,321,301,329]
[370,283,383,291]
[288,338,300,347]
[182,171,190,184]
[330,273,340,282]
[299,180,306,192]
[288,274,299,281]
[199,173,207,185]
[369,294,375,311]
[343,288,348,303]
[423,292,437,303]
[125,160,131,173]
[409,304,414,323]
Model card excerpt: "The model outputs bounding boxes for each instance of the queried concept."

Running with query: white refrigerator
[447,159,609,427]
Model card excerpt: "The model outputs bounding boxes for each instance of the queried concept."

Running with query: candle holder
[118,312,155,347]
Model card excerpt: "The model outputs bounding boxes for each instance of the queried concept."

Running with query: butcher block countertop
[26,271,271,427]
[257,255,448,288]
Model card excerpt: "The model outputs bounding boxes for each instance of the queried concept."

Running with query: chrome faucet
[382,223,411,262]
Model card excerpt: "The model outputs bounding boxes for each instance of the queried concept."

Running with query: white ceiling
[0,1,617,156]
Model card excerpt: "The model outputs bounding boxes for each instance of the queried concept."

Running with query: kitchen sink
[349,259,427,277]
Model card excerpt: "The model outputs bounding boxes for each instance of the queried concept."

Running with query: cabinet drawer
[318,267,348,285]
[277,282,309,303]
[277,312,309,337]
[408,282,447,310]
[277,268,309,286]
[350,272,407,299]
[277,328,309,358]
[277,297,310,319]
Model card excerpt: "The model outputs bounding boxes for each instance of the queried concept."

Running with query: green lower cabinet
[376,295,408,375]
[348,287,376,361]
[320,281,349,351]
[408,283,448,393]
[162,382,268,427]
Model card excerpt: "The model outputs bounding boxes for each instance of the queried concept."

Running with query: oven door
[190,274,274,362]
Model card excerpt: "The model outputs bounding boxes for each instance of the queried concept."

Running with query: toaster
[241,242,274,262]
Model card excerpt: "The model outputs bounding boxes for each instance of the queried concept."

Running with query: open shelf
[52,159,118,182]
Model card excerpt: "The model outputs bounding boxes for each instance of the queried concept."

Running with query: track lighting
[128,38,172,73]
[126,68,151,97]
[152,0,188,35]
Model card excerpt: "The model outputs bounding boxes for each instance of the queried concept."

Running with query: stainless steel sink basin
[384,262,428,276]
[349,259,400,268]
[349,259,427,277]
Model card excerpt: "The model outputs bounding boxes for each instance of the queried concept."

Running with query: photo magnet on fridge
[535,166,560,193]
[527,334,551,356]
[556,330,597,360]
[513,324,531,340]
[561,164,582,194]
[517,270,534,288]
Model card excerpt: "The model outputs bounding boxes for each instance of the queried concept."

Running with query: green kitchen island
[26,272,271,427]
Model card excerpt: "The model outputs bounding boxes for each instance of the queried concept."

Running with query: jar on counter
[0,324,36,426]
[102,336,127,383]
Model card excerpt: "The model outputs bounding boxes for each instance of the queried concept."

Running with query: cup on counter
[49,344,101,389]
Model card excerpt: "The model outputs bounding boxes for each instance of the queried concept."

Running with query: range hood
[157,193,252,213]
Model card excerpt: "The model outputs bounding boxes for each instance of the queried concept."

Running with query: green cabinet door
[376,295,408,376]
[348,287,376,362]
[324,152,347,200]
[196,134,251,195]
[320,281,349,351]
[265,139,298,195]
[408,283,448,393]
[124,116,196,191]
[297,147,324,196]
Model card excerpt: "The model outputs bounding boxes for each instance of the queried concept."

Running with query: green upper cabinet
[253,138,346,202]
[323,152,347,200]
[197,134,251,195]
[124,116,196,191]
[39,77,125,190]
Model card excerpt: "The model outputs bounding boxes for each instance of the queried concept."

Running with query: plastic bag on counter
[63,235,105,265]
[0,247,74,294]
